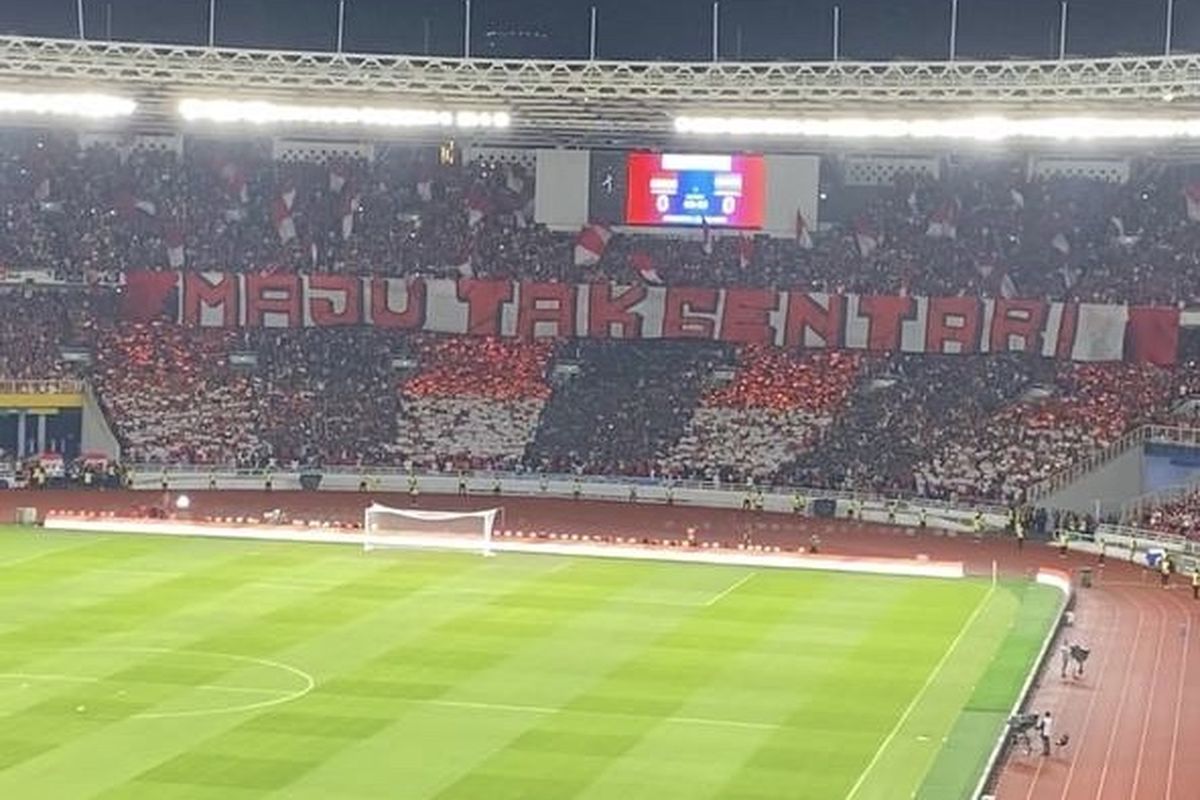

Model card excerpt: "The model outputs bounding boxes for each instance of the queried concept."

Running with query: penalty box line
[843,582,997,800]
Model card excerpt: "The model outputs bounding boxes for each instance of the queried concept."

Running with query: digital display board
[624,153,765,229]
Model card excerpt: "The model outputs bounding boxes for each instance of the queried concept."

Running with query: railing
[1120,473,1200,522]
[0,379,84,395]
[1028,424,1200,501]
[1092,522,1200,557]
[127,462,1012,517]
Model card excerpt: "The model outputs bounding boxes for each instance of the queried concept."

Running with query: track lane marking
[1093,589,1146,798]
[1130,588,1170,797]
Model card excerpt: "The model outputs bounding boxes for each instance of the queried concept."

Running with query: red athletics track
[5,488,1200,799]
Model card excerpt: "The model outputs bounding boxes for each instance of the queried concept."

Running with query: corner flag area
[0,527,1059,799]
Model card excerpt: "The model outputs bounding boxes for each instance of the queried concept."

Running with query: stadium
[1,1,1199,798]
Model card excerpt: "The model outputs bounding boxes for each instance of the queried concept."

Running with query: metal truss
[1,35,1198,147]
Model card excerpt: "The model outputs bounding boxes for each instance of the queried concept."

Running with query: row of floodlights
[0,91,511,129]
[10,91,1200,141]
[675,114,1200,141]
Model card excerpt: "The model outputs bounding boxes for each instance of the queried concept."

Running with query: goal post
[363,503,500,556]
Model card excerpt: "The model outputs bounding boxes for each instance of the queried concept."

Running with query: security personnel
[972,510,984,535]
[407,473,419,504]
[209,470,218,491]
[491,476,501,496]
[1192,568,1199,600]
[457,470,468,497]
[919,507,927,528]
[792,491,806,515]
[665,483,675,505]
[572,476,581,500]
[264,468,273,492]
[1015,518,1025,551]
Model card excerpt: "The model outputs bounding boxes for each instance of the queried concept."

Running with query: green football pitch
[0,527,1061,799]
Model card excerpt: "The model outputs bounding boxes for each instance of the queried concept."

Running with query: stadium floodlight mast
[832,5,841,61]
[336,0,346,54]
[948,0,959,61]
[0,91,135,120]
[1059,2,1068,60]
[177,98,510,130]
[589,5,598,61]
[674,114,1200,142]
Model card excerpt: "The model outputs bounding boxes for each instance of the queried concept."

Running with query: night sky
[0,0,1194,62]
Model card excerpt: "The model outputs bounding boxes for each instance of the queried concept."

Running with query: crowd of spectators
[781,354,1042,497]
[9,130,1200,507]
[918,362,1175,502]
[392,336,554,470]
[7,130,1200,306]
[525,340,724,476]
[667,347,863,482]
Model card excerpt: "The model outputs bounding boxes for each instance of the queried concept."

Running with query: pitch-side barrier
[41,513,966,579]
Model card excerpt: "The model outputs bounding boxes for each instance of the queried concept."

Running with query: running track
[6,488,1200,799]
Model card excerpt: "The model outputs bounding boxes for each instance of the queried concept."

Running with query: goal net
[362,503,500,555]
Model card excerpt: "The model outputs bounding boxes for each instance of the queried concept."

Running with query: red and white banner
[120,271,1181,365]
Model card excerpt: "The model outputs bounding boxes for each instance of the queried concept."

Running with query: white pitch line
[0,672,292,696]
[705,572,757,606]
[844,583,996,800]
[410,696,779,731]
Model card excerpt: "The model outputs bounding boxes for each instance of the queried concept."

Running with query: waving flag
[1185,181,1200,222]
[164,224,186,269]
[854,216,879,258]
[273,187,297,243]
[925,200,958,239]
[574,223,612,267]
[629,251,663,285]
[796,212,814,250]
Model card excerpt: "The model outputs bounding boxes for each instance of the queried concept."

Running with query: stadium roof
[2,35,1200,149]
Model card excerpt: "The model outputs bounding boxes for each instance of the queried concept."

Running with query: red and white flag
[273,187,297,243]
[416,179,434,203]
[115,190,157,218]
[328,165,347,194]
[925,200,958,239]
[1185,181,1200,222]
[573,223,612,267]
[340,191,360,240]
[164,223,185,269]
[795,212,814,250]
[32,174,50,202]
[738,236,754,270]
[854,216,879,258]
[1050,231,1071,255]
[505,166,525,195]
[466,186,490,228]
[630,251,662,285]
[218,160,249,204]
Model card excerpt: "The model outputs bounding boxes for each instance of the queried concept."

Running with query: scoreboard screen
[624,152,765,229]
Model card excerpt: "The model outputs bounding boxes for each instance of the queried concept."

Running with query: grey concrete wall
[80,383,121,461]
[1039,443,1144,515]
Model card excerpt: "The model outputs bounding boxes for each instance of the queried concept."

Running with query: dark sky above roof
[0,0,1194,62]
